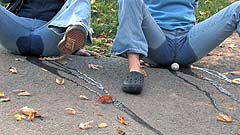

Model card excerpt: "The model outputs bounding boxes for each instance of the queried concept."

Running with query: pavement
[0,33,240,135]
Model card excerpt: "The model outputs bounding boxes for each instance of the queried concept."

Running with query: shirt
[17,0,65,21]
[144,0,198,31]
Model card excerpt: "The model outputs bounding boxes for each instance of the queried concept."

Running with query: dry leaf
[13,89,31,96]
[97,95,113,104]
[79,121,94,130]
[190,65,199,70]
[17,91,31,96]
[20,106,40,117]
[14,114,26,121]
[0,97,10,102]
[88,64,103,70]
[0,91,5,97]
[232,78,240,85]
[228,43,237,49]
[41,68,48,72]
[117,116,128,126]
[79,95,89,100]
[28,111,37,121]
[98,123,108,128]
[216,113,233,123]
[39,55,66,61]
[225,71,240,76]
[117,127,126,135]
[140,69,148,77]
[65,108,76,115]
[15,58,24,62]
[8,66,17,74]
[56,78,65,85]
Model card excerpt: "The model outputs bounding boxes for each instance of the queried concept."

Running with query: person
[0,0,92,56]
[111,0,240,94]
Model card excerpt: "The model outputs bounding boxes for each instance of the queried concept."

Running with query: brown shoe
[58,25,87,54]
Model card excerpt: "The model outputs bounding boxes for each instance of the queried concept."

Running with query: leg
[0,5,33,55]
[187,1,240,60]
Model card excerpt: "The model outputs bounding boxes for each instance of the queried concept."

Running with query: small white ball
[171,62,179,71]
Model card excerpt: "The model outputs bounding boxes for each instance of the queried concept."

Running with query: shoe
[58,25,87,54]
[122,71,144,94]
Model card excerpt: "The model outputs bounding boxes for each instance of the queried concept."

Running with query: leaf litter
[79,120,94,130]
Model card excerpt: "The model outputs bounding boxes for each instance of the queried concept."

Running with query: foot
[58,25,87,54]
[122,71,144,94]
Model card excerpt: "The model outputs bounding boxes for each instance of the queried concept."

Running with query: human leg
[187,1,240,61]
[0,5,33,55]
[112,0,169,94]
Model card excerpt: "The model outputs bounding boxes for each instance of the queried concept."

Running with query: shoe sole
[58,27,86,54]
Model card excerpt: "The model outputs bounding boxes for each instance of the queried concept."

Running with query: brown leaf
[140,69,148,77]
[97,95,113,104]
[117,127,126,135]
[225,71,240,76]
[79,121,94,130]
[79,95,89,100]
[207,52,223,56]
[216,113,233,123]
[20,106,40,117]
[88,64,103,70]
[117,116,128,126]
[28,111,37,121]
[56,78,65,85]
[65,108,76,115]
[8,66,17,74]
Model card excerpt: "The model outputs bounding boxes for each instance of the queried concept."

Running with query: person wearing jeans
[0,0,92,56]
[111,0,240,94]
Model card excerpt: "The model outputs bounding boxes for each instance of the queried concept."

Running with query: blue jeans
[111,0,240,66]
[0,0,92,56]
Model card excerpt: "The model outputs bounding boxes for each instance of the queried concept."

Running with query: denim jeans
[111,0,240,66]
[0,0,92,56]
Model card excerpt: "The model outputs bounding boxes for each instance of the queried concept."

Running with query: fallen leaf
[28,111,37,121]
[8,66,17,74]
[17,91,31,96]
[117,127,126,135]
[20,106,40,117]
[91,0,95,4]
[207,52,223,56]
[223,71,240,76]
[41,68,48,72]
[97,95,113,104]
[15,58,24,62]
[79,95,89,100]
[0,97,10,102]
[228,43,237,49]
[117,116,128,126]
[0,91,5,97]
[88,64,103,70]
[216,113,233,123]
[14,114,26,121]
[232,78,240,85]
[140,69,148,77]
[65,108,76,115]
[98,123,108,128]
[79,121,94,130]
[190,65,200,70]
[56,78,65,85]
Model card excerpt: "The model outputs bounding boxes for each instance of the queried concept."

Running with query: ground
[0,33,240,135]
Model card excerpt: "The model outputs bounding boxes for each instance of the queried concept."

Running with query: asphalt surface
[0,34,240,135]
